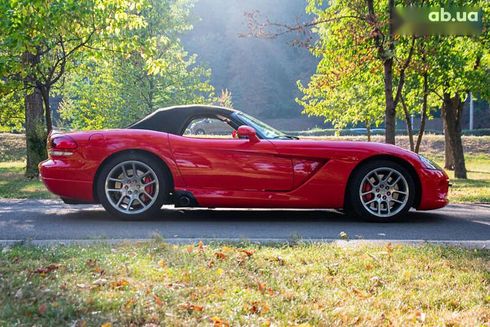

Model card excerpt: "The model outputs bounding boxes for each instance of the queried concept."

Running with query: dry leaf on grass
[210,316,230,327]
[240,249,255,257]
[179,302,204,312]
[110,279,129,289]
[246,301,270,315]
[34,263,60,274]
[157,259,166,268]
[215,252,227,260]
[38,303,47,315]
[197,240,204,251]
[153,294,164,306]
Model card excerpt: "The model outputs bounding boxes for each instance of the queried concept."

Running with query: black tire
[346,159,415,222]
[96,152,168,219]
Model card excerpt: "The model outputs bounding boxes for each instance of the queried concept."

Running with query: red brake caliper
[362,181,373,201]
[143,176,154,202]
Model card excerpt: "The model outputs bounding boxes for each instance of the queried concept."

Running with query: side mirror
[237,125,259,142]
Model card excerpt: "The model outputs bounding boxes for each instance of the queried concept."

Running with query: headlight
[418,155,441,170]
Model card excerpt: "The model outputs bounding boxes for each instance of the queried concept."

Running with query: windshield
[235,112,287,139]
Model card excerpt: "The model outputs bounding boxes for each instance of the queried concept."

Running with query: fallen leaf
[210,316,230,327]
[415,311,426,323]
[258,282,266,294]
[153,294,164,306]
[34,263,60,274]
[93,266,105,275]
[123,299,135,311]
[215,252,227,260]
[38,303,47,315]
[100,323,112,327]
[110,279,129,289]
[246,301,270,315]
[179,302,204,312]
[157,259,166,268]
[260,319,272,327]
[240,249,255,257]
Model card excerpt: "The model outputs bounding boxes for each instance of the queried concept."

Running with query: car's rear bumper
[39,159,95,202]
[416,168,449,210]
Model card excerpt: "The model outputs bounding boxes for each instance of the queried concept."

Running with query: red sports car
[40,105,449,222]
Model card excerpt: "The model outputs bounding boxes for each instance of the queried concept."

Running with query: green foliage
[298,0,388,130]
[0,0,214,131]
[299,0,489,130]
[0,85,24,132]
[58,0,214,130]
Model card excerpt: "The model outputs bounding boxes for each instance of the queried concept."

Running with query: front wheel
[96,154,167,219]
[347,160,415,222]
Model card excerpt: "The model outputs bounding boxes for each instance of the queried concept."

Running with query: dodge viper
[40,105,449,222]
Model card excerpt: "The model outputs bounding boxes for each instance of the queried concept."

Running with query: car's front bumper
[416,168,450,210]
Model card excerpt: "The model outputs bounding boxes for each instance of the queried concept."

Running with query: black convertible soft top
[128,105,238,135]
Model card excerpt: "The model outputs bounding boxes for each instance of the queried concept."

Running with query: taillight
[49,136,77,157]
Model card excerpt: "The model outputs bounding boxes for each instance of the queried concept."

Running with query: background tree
[293,0,415,144]
[0,0,149,176]
[58,0,213,130]
[425,34,489,178]
[297,60,385,141]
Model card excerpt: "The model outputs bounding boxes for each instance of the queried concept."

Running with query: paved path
[0,200,489,247]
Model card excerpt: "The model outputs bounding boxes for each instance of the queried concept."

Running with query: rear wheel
[96,153,167,219]
[347,160,415,222]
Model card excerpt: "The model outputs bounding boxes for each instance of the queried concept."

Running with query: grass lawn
[0,241,488,326]
[432,154,490,203]
[0,161,53,199]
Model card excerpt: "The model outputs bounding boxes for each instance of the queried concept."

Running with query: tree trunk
[401,96,414,151]
[443,120,454,170]
[40,86,52,134]
[415,72,428,154]
[441,93,467,178]
[383,59,396,145]
[22,52,47,178]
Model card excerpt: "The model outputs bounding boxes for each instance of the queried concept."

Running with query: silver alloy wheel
[104,160,159,215]
[359,167,409,218]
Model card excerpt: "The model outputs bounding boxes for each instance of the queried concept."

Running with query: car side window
[183,117,235,138]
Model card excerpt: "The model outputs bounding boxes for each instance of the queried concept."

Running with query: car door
[169,116,293,191]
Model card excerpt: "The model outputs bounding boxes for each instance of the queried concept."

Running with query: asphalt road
[0,199,489,247]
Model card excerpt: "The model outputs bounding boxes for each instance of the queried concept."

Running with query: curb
[0,238,488,249]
